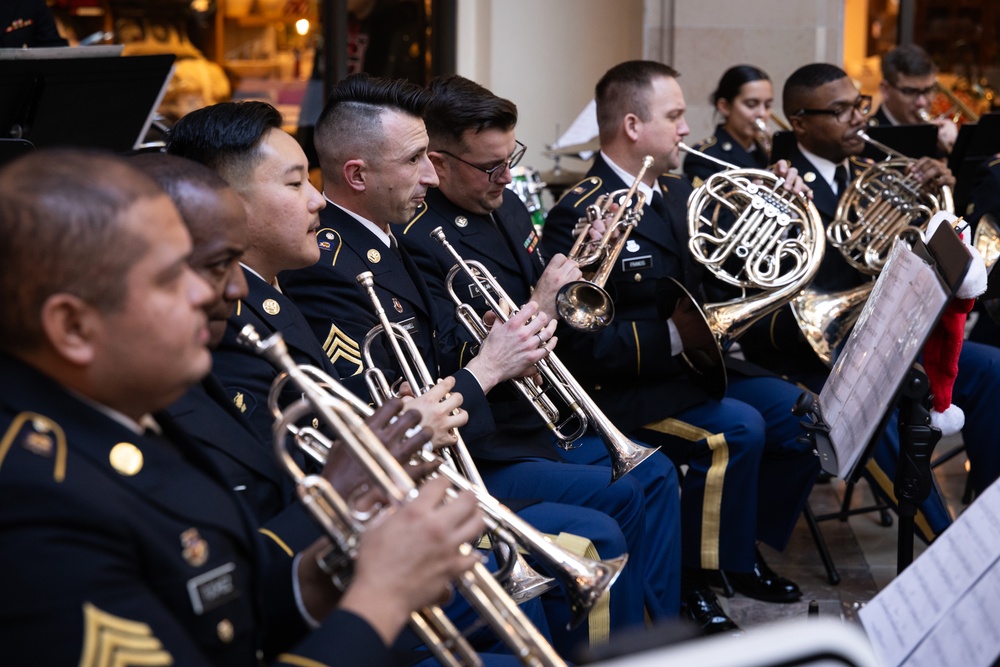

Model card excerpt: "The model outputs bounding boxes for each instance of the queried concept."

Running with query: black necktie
[650,190,668,219]
[388,234,402,260]
[834,165,849,197]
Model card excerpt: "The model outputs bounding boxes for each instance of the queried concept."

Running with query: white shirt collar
[239,262,282,293]
[797,143,849,193]
[602,152,662,202]
[881,105,901,126]
[323,194,392,248]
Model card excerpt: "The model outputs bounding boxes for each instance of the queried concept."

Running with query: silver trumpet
[557,155,654,332]
[355,270,556,605]
[238,324,567,666]
[431,226,659,484]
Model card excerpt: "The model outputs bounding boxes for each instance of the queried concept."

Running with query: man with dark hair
[542,60,821,632]
[392,73,685,637]
[743,62,1000,537]
[871,43,957,156]
[0,149,485,665]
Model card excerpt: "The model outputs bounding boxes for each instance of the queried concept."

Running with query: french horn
[673,142,826,397]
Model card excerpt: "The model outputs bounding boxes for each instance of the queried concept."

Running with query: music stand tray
[0,53,175,153]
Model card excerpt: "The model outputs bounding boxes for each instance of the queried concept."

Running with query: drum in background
[508,166,548,232]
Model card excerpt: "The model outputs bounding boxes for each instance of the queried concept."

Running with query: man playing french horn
[543,60,823,635]
[740,62,1000,541]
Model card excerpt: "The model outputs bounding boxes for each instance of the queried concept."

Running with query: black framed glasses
[888,81,936,98]
[438,140,526,182]
[793,95,872,123]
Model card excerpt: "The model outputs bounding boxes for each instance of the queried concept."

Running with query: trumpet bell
[555,281,615,332]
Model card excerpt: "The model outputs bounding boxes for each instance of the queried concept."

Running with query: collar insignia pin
[262,299,280,315]
[367,248,382,263]
[392,297,403,313]
[454,216,468,228]
[803,172,817,183]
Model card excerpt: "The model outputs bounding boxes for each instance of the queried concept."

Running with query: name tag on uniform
[467,282,498,302]
[397,316,419,335]
[187,562,239,615]
[622,255,653,271]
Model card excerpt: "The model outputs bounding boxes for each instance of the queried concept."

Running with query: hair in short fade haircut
[882,44,936,85]
[423,75,518,151]
[314,73,431,172]
[782,63,849,117]
[595,60,680,141]
[0,150,163,352]
[165,101,283,187]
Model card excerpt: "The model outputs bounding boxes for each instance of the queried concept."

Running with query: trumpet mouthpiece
[237,324,262,350]
[755,118,768,133]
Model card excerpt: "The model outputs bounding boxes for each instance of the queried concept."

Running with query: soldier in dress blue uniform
[542,61,822,633]
[394,74,685,638]
[682,65,773,186]
[743,63,1000,539]
[279,73,667,654]
[0,149,485,666]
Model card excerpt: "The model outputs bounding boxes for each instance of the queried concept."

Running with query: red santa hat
[921,212,989,436]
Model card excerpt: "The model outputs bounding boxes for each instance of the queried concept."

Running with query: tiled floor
[720,433,970,630]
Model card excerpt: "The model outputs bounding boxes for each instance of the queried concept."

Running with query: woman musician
[682,65,775,186]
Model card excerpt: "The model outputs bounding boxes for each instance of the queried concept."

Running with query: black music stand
[795,224,972,575]
[949,113,1000,213]
[771,125,938,163]
[0,52,175,153]
[860,124,938,161]
[770,130,796,163]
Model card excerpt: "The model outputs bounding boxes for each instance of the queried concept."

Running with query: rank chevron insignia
[79,602,172,667]
[322,323,363,375]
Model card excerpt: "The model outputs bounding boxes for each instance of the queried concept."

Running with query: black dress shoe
[726,549,802,603]
[682,588,742,636]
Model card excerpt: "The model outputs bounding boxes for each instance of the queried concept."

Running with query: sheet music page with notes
[859,478,1000,667]
[819,240,948,479]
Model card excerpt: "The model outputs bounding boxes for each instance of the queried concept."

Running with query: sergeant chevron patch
[323,323,363,375]
[79,602,172,667]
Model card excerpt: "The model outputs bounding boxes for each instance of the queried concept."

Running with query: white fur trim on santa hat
[957,246,988,299]
[930,404,965,437]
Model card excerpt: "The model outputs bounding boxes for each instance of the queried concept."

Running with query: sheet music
[860,478,1000,667]
[819,240,949,479]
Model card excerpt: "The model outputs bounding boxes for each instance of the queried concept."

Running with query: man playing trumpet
[279,74,669,654]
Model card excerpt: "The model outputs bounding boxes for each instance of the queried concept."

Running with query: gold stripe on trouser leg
[472,532,611,644]
[553,532,610,645]
[643,418,728,570]
[864,458,947,542]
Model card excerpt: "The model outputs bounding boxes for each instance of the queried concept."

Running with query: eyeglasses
[888,81,936,98]
[437,140,526,182]
[793,95,872,123]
